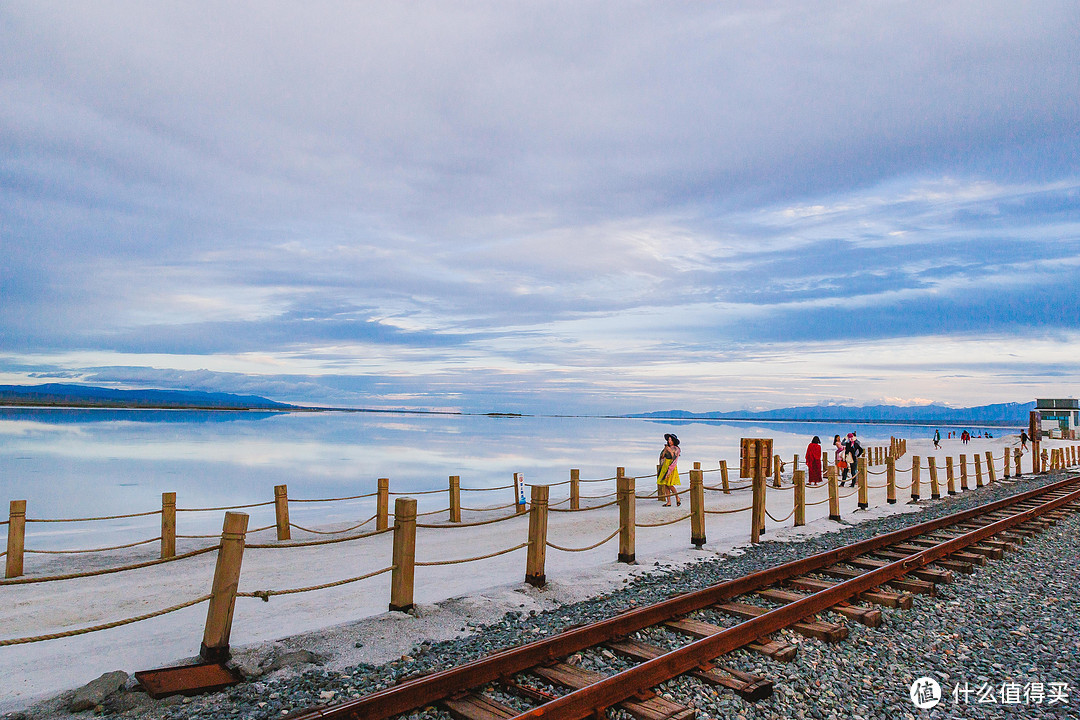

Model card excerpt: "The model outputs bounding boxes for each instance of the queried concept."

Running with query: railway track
[288,473,1080,720]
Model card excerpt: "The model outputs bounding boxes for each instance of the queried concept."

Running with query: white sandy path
[0,435,1059,713]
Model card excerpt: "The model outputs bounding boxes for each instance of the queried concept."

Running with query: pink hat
[846,433,854,439]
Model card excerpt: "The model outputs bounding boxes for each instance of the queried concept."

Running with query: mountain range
[0,383,294,410]
[628,402,1034,426]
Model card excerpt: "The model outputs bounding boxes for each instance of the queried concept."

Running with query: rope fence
[635,513,692,528]
[26,509,161,523]
[238,566,394,601]
[246,527,393,550]
[0,545,220,586]
[288,515,377,535]
[0,595,212,647]
[417,512,524,529]
[545,527,622,553]
[25,537,161,554]
[416,543,528,567]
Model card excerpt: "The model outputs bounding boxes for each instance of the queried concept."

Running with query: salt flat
[0,434,1043,713]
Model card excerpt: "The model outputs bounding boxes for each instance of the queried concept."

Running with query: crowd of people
[657,424,1019,500]
[803,432,864,487]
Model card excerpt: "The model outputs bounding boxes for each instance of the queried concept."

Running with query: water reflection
[0,408,1019,549]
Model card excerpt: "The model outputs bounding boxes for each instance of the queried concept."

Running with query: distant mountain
[0,383,295,410]
[628,402,1034,426]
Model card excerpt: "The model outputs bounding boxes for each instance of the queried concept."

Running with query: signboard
[739,438,774,479]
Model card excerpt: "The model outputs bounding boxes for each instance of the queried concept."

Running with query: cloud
[1,2,1079,412]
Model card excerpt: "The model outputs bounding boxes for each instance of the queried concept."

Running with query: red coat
[805,442,823,484]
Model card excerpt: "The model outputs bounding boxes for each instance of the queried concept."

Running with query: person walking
[1020,430,1029,452]
[933,429,941,449]
[657,433,681,506]
[805,436,823,486]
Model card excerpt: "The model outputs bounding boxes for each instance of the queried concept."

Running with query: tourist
[844,432,864,487]
[1020,430,1029,452]
[805,436,823,486]
[657,433,681,506]
[833,434,847,484]
[933,429,941,449]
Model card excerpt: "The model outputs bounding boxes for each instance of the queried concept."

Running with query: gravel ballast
[10,471,1079,720]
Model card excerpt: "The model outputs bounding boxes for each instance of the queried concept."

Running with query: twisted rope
[635,513,691,528]
[177,501,274,512]
[416,512,523,529]
[291,492,378,503]
[416,543,528,566]
[288,515,377,535]
[838,488,859,499]
[704,505,752,515]
[388,488,446,496]
[25,537,161,554]
[546,527,622,552]
[459,502,518,512]
[26,509,161,523]
[0,545,220,585]
[805,496,831,506]
[239,566,394,600]
[461,484,517,491]
[416,507,452,517]
[549,498,620,513]
[765,506,796,523]
[246,527,392,549]
[0,595,212,647]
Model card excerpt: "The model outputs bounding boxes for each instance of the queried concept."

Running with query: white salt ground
[0,434,1053,715]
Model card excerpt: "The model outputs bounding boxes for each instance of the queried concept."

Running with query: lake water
[0,408,1019,549]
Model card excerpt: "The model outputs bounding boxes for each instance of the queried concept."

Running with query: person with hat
[657,433,682,506]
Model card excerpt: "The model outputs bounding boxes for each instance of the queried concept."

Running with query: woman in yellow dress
[658,433,682,506]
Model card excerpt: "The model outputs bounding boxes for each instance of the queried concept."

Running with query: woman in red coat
[805,436,823,486]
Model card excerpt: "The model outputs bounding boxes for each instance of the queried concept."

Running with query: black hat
[664,433,680,446]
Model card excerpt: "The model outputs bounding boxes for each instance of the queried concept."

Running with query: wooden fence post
[793,453,799,472]
[974,454,984,488]
[928,457,940,500]
[886,457,896,504]
[525,485,549,587]
[793,470,806,526]
[449,476,461,523]
[719,460,730,494]
[857,462,868,509]
[570,469,580,510]
[946,457,957,495]
[690,469,706,548]
[274,484,290,541]
[389,497,417,612]
[161,492,176,559]
[1003,447,1011,478]
[772,454,782,488]
[910,456,921,502]
[1014,448,1022,478]
[377,478,389,532]
[827,467,840,522]
[985,451,996,483]
[5,500,26,579]
[1041,449,1048,473]
[200,511,249,662]
[617,474,635,563]
[959,455,969,491]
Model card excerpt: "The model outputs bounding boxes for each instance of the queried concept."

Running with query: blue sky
[2,2,1079,414]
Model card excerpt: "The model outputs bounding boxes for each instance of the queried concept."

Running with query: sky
[2,1,1079,415]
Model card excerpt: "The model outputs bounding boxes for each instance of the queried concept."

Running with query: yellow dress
[657,455,681,486]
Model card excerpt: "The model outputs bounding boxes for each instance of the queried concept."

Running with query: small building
[1035,398,1079,438]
